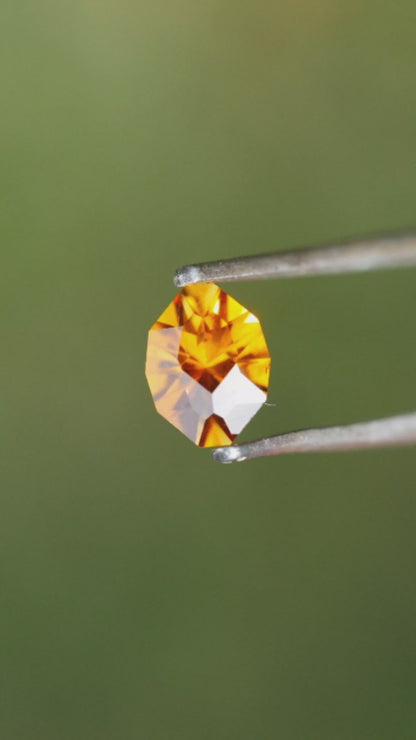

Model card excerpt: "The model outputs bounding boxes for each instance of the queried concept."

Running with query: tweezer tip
[213,446,246,464]
[174,265,202,288]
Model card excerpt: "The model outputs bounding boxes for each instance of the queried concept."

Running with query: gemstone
[145,282,271,447]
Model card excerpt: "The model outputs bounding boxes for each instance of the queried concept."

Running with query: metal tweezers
[174,233,416,463]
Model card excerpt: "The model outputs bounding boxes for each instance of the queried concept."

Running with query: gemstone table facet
[145,283,271,447]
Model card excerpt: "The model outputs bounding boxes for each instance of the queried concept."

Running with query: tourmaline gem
[145,283,271,447]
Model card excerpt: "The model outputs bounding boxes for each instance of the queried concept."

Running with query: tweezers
[174,233,416,463]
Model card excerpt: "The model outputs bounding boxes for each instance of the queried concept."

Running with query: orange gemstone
[145,283,271,447]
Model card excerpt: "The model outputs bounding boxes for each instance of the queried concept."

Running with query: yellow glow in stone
[145,283,271,447]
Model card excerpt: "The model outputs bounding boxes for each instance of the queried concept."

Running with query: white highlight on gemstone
[212,365,266,435]
[245,313,258,324]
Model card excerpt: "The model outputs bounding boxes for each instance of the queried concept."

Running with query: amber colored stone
[145,283,271,447]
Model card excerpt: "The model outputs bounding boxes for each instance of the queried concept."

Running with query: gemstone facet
[145,283,271,447]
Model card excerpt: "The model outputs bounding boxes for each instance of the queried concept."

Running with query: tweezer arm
[174,233,416,286]
[174,232,416,463]
[213,413,416,463]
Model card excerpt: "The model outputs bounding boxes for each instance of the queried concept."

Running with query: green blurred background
[3,1,416,737]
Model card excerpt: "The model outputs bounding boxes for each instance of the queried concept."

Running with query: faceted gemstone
[145,283,271,447]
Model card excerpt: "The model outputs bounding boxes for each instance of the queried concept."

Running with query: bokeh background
[3,1,416,737]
